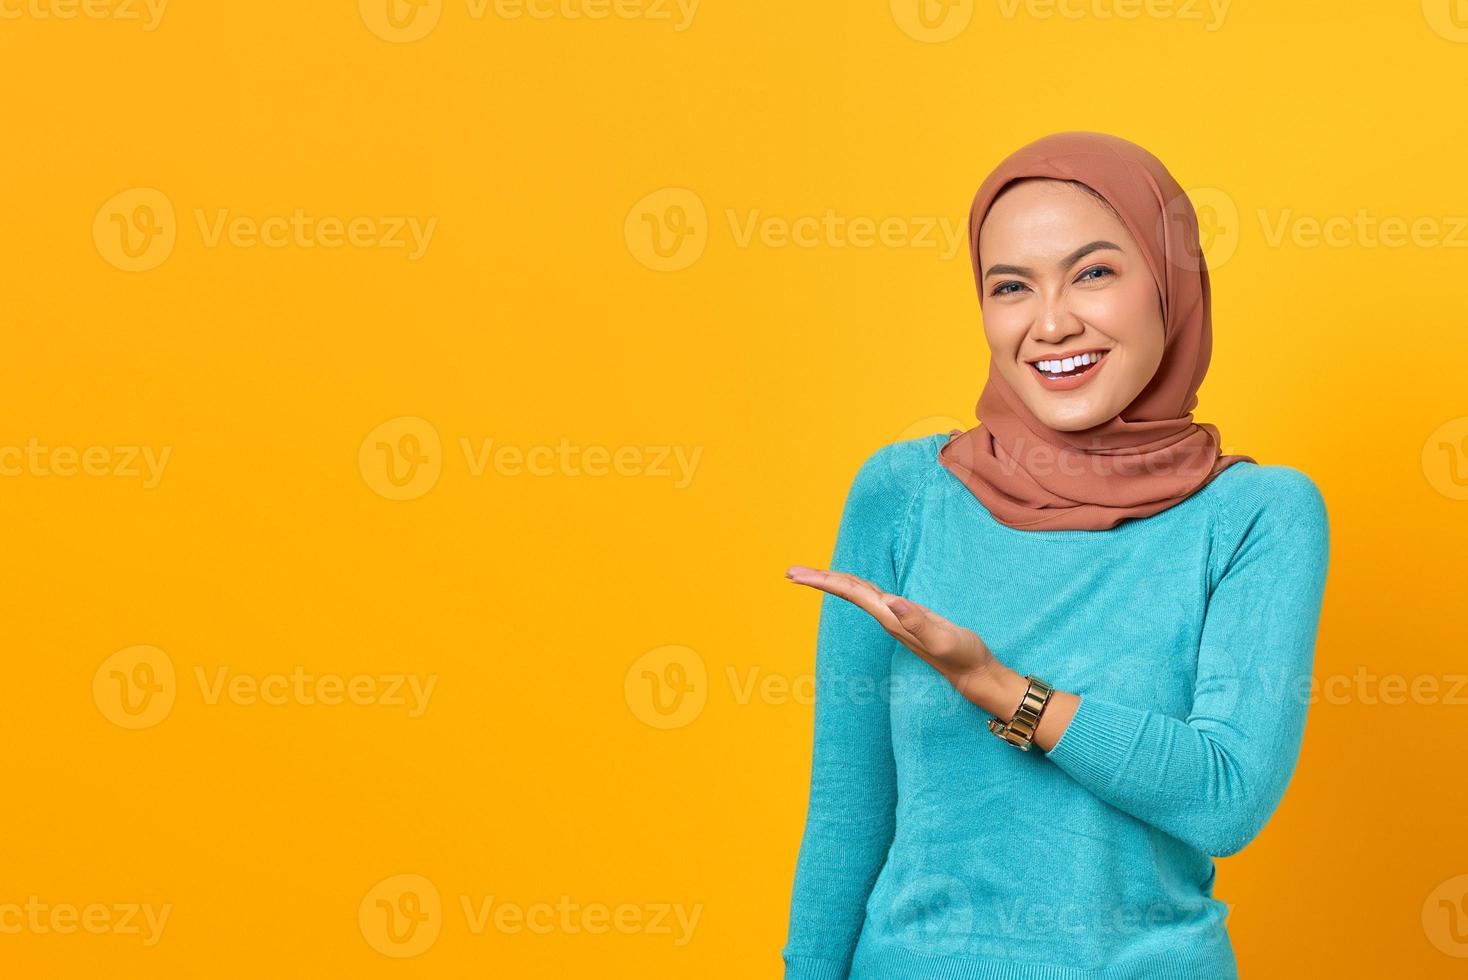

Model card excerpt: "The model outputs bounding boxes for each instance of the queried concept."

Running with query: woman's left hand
[785,565,996,689]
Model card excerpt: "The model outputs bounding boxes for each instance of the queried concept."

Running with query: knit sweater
[782,432,1330,980]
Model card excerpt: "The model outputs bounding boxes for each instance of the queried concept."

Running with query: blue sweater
[783,432,1330,980]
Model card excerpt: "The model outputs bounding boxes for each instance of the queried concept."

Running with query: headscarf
[937,131,1255,531]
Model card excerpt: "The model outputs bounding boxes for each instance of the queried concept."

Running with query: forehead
[979,179,1132,253]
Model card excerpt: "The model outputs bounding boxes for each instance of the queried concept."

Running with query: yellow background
[3,0,1467,975]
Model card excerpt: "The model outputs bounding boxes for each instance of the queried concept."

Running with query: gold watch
[987,674,1054,751]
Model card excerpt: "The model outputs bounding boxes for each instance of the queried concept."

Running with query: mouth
[1025,348,1111,390]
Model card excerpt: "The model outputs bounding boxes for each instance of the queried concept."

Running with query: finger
[793,567,886,616]
[882,595,971,660]
[786,566,873,604]
[880,595,958,664]
[789,567,987,672]
[884,597,989,669]
[882,594,930,638]
[787,566,919,641]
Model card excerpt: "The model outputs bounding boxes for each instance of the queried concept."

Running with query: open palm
[784,564,995,686]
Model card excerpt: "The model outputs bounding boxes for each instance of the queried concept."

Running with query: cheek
[1074,278,1160,340]
[981,302,1029,355]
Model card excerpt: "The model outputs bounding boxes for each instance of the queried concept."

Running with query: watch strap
[987,674,1054,751]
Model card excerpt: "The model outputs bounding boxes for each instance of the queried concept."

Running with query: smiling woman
[780,132,1330,980]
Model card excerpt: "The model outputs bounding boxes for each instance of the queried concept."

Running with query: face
[977,179,1166,432]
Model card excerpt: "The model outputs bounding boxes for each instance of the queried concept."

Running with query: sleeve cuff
[1042,694,1146,790]
[783,954,850,980]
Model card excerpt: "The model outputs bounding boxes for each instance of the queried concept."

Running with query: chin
[1002,365,1123,431]
[1029,401,1114,432]
[1044,417,1106,433]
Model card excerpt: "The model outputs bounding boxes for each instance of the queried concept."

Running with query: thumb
[882,595,925,635]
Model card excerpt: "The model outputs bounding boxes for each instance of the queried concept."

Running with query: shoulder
[824,434,947,576]
[846,432,948,506]
[1209,461,1328,529]
[831,433,948,551]
[1207,462,1330,579]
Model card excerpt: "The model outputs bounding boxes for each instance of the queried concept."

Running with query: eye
[990,281,1029,297]
[1076,264,1115,283]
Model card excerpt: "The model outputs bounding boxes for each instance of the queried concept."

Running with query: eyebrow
[982,240,1123,280]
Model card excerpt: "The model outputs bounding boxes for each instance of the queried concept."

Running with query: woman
[780,131,1329,979]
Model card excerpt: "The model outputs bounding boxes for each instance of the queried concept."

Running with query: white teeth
[1035,350,1105,376]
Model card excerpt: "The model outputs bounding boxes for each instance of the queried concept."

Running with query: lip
[1028,349,1111,391]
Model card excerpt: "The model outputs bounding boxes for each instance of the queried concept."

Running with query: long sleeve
[1042,467,1330,858]
[782,447,913,979]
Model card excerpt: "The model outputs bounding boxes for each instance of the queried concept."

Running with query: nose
[1033,297,1084,343]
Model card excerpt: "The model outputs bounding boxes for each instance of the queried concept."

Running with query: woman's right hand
[784,564,997,686]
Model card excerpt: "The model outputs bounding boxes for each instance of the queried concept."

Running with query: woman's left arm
[788,469,1330,859]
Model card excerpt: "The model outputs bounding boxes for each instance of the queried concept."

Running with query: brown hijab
[938,131,1255,531]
